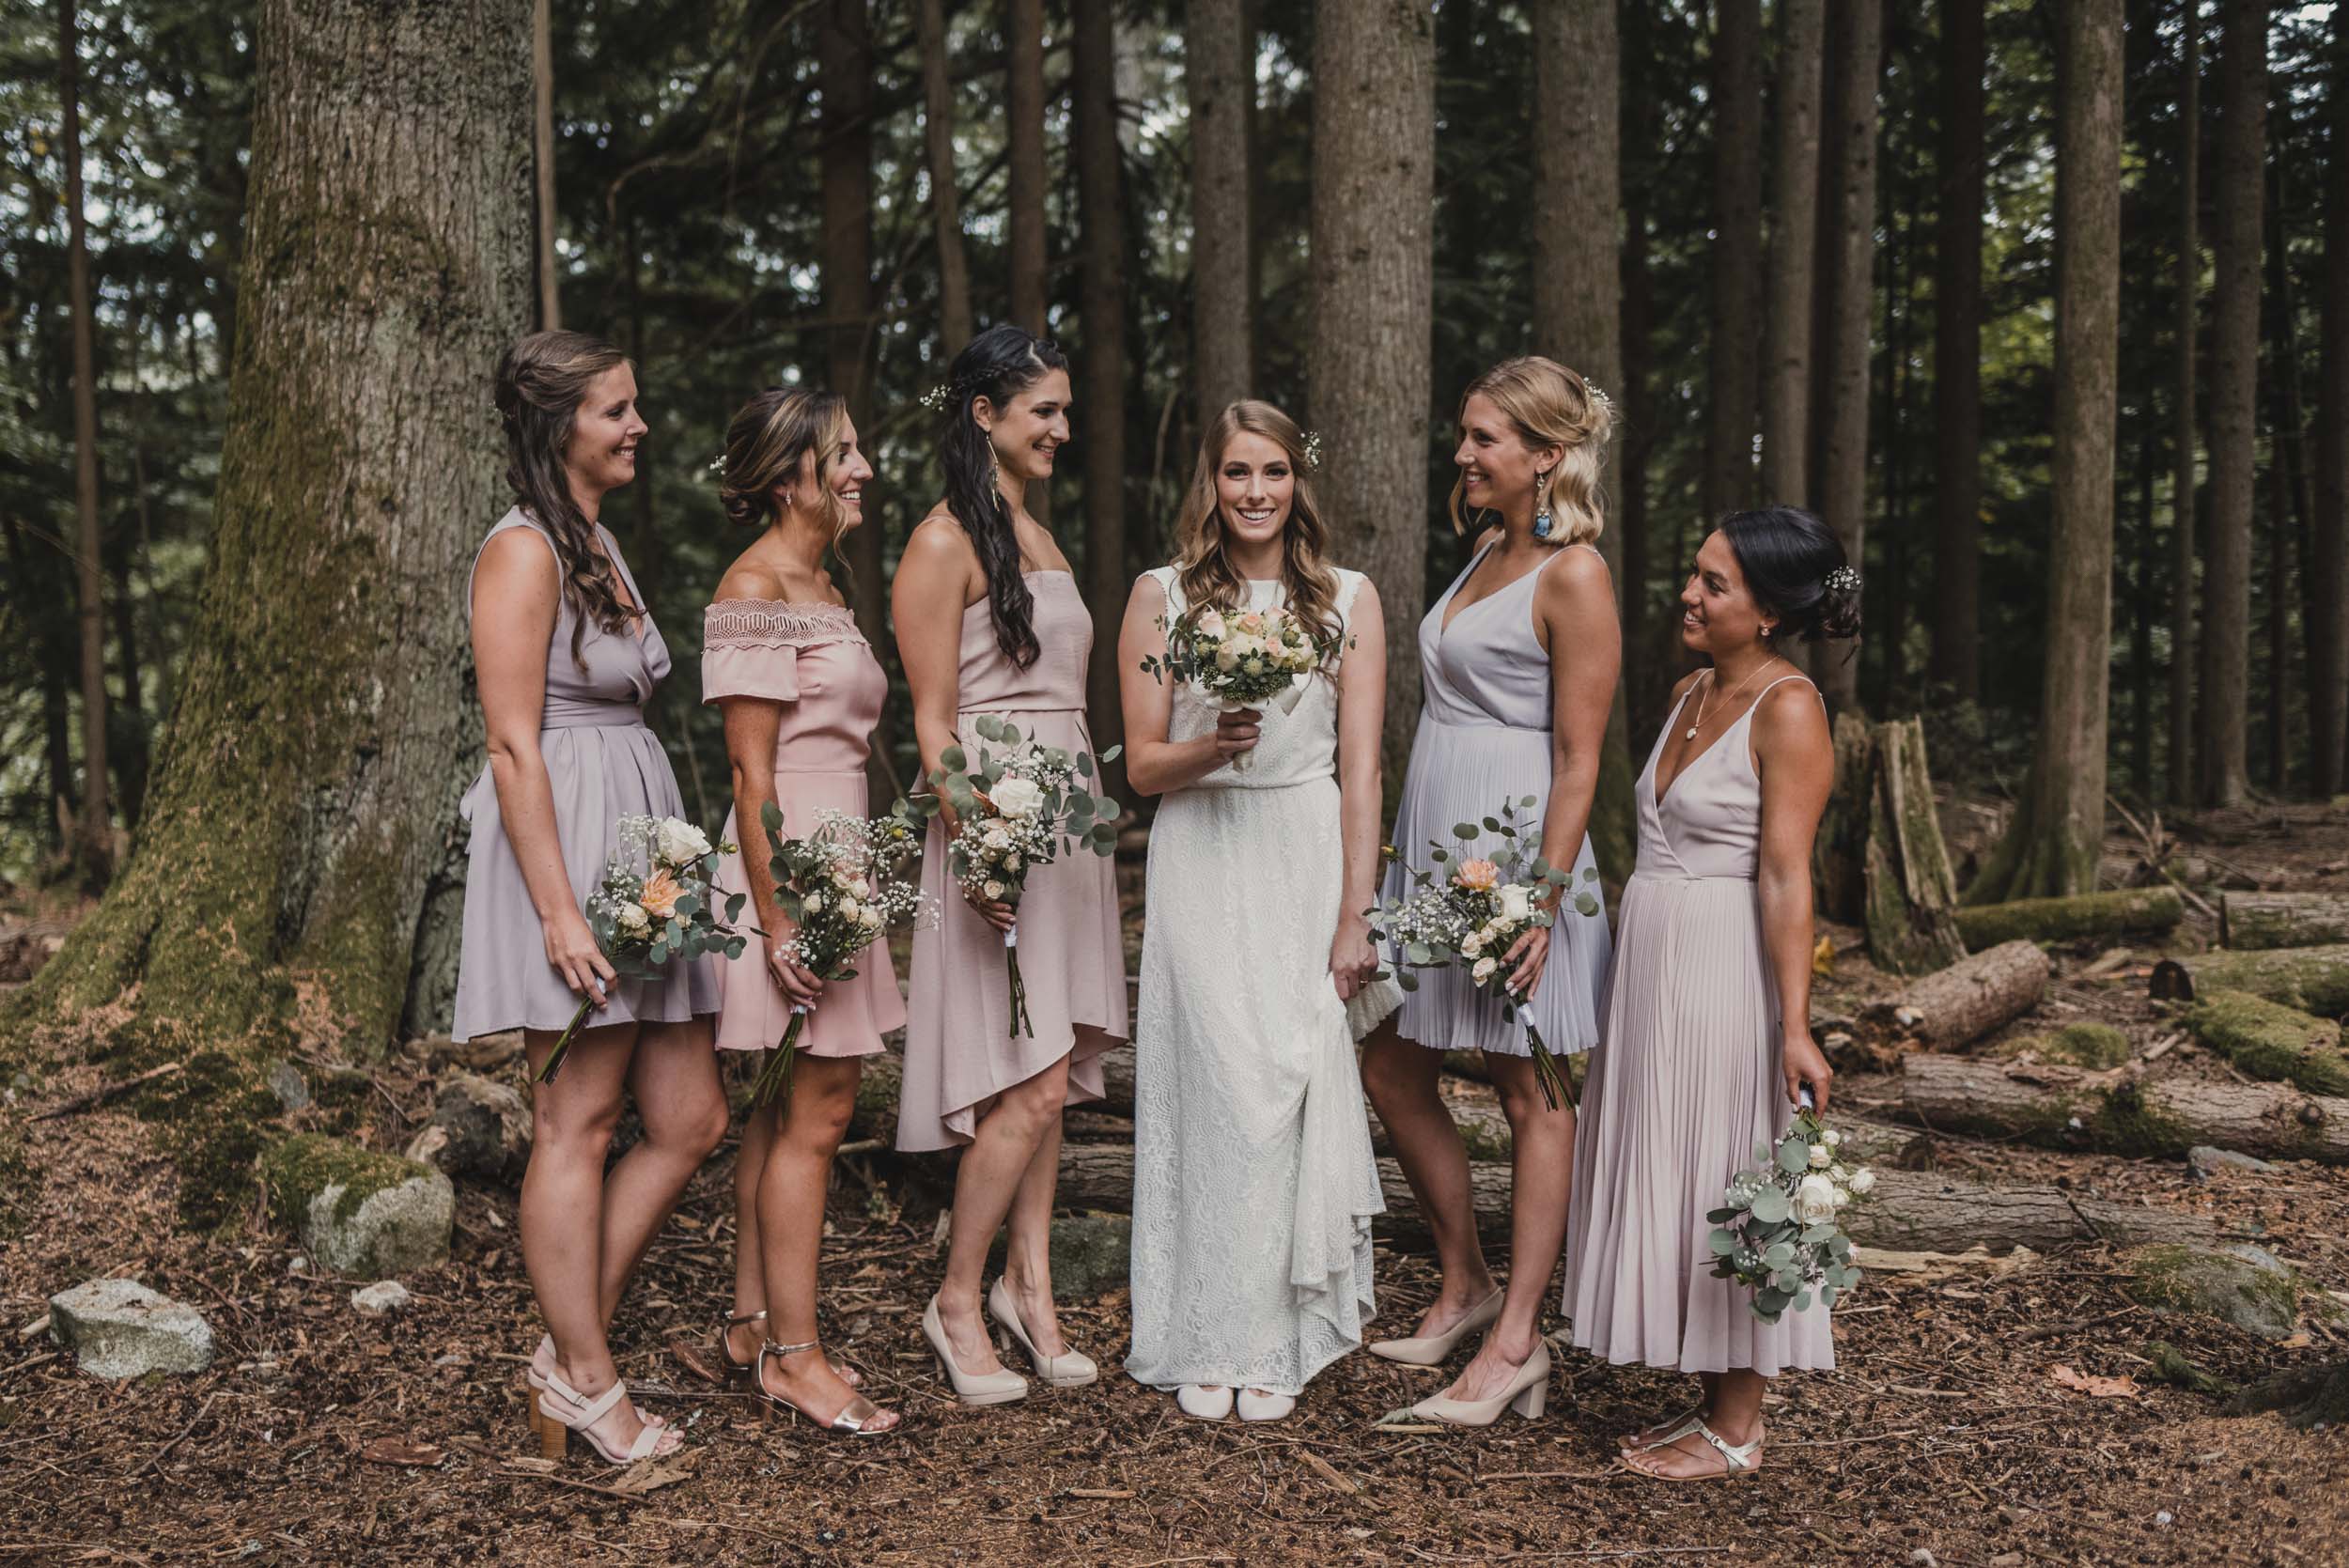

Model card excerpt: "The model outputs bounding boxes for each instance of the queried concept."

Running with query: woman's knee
[533,1094,623,1159]
[1360,1037,1436,1111]
[784,1077,860,1152]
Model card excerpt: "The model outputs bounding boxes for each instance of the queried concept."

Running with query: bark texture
[1702,0,1764,520]
[2171,6,2202,804]
[2151,946,2349,1017]
[1929,0,1984,701]
[1969,0,2123,901]
[2316,23,2349,797]
[1816,0,1883,707]
[1186,0,1252,426]
[2220,892,2349,951]
[2200,0,2264,806]
[1903,1054,2349,1163]
[1073,1,1128,797]
[1956,887,2185,949]
[6,0,531,1211]
[1860,938,2052,1048]
[1309,2,1435,784]
[1761,0,1825,507]
[61,0,110,880]
[914,0,972,351]
[1008,0,1049,336]
[532,0,558,329]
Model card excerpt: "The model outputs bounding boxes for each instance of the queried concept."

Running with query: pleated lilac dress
[451,508,720,1041]
[702,598,905,1059]
[1380,539,1612,1058]
[894,571,1128,1153]
[1562,674,1835,1376]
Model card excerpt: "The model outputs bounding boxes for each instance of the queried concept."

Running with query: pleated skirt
[1561,871,1834,1375]
[1380,718,1611,1058]
[451,723,722,1041]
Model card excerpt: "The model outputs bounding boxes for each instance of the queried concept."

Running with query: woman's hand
[765,920,826,1008]
[1781,1029,1833,1113]
[1328,914,1378,1003]
[1503,923,1550,1001]
[1212,706,1262,764]
[964,884,1019,934]
[542,910,614,1007]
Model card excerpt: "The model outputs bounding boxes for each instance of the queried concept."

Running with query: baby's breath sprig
[707,452,727,476]
[919,380,957,412]
[1582,381,1615,415]
[1299,429,1326,473]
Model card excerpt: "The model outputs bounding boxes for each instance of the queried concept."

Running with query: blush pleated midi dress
[1379,539,1612,1058]
[894,571,1129,1153]
[702,598,906,1060]
[451,508,720,1041]
[1561,674,1835,1376]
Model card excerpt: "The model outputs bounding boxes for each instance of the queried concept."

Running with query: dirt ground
[2,798,2346,1566]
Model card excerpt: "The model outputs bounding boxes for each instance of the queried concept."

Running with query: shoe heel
[537,1409,568,1461]
[1512,1380,1547,1420]
[522,1378,543,1439]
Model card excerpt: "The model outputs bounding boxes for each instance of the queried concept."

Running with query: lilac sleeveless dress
[702,598,905,1059]
[894,571,1129,1152]
[1562,674,1834,1375]
[1379,540,1612,1058]
[451,508,720,1041]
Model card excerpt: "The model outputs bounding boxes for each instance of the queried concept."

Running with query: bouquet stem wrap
[1003,924,1033,1038]
[748,1003,811,1109]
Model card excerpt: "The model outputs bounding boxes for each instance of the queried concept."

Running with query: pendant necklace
[1686,657,1784,741]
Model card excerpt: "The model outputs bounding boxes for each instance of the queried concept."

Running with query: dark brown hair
[493,330,637,668]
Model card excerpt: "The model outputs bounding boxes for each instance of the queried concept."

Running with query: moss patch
[2085,1082,2199,1159]
[2123,1243,2303,1341]
[262,1133,433,1227]
[2143,1340,2234,1399]
[1997,1022,2132,1069]
[133,1046,288,1231]
[2184,990,2349,1096]
[1955,887,2184,948]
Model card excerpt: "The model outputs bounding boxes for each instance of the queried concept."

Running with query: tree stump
[2219,892,2349,951]
[1811,715,1965,974]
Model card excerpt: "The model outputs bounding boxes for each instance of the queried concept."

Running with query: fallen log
[1051,1141,2214,1253]
[1860,939,2051,1048]
[1954,887,2185,950]
[2150,945,2349,1018]
[2219,893,2349,952]
[1901,1053,2349,1162]
[2182,991,2349,1096]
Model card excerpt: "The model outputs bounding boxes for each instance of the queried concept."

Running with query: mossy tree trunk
[1701,0,1763,522]
[1903,1054,2349,1163]
[1073,0,1128,804]
[2170,10,2201,806]
[1812,714,1963,972]
[1815,0,1883,710]
[1968,1,2122,904]
[6,0,530,1204]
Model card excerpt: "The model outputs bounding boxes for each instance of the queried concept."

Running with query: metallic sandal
[720,1308,862,1389]
[1619,1418,1764,1482]
[753,1338,898,1436]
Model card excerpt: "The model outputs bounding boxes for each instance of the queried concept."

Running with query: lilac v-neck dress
[1561,673,1835,1375]
[1377,540,1612,1058]
[450,507,720,1041]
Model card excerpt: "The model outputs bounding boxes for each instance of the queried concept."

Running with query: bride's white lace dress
[1124,567,1395,1396]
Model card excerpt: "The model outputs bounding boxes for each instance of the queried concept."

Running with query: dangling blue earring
[1532,470,1556,540]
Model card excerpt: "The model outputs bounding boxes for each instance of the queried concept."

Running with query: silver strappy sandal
[1620,1418,1763,1482]
[753,1338,898,1437]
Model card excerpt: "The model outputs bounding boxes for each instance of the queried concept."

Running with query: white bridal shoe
[1405,1341,1550,1427]
[923,1295,1029,1407]
[1366,1285,1504,1365]
[1176,1384,1235,1421]
[1237,1388,1296,1422]
[988,1277,1099,1388]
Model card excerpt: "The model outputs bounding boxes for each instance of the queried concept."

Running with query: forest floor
[2,797,2346,1566]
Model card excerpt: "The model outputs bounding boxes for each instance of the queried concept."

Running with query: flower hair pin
[708,452,727,475]
[1299,429,1326,473]
[1825,566,1861,594]
[1582,381,1615,415]
[919,380,957,412]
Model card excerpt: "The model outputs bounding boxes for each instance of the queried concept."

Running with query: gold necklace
[1685,658,1785,741]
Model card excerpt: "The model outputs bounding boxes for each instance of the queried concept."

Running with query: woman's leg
[752,1055,894,1427]
[727,1088,776,1367]
[1626,1370,1766,1478]
[1435,1050,1575,1403]
[602,1016,730,1297]
[1357,1027,1497,1336]
[999,1085,1071,1356]
[1624,1369,1722,1450]
[933,1053,1074,1374]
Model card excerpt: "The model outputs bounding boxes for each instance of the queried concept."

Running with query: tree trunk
[1007,0,1050,524]
[2262,152,2309,795]
[1310,2,1434,786]
[1702,0,1763,520]
[60,0,110,883]
[532,0,558,330]
[1859,718,1966,974]
[6,0,531,1220]
[1816,0,1883,708]
[1762,0,1824,508]
[2200,0,2264,806]
[1968,0,2123,902]
[2315,22,2349,798]
[1859,938,2052,1048]
[1621,0,1662,721]
[1929,0,1985,701]
[2221,892,2349,951]
[2152,944,2349,1017]
[2132,422,2158,798]
[1073,1,1127,800]
[914,0,973,352]
[1186,0,1252,426]
[1902,1053,2349,1164]
[2171,4,2202,805]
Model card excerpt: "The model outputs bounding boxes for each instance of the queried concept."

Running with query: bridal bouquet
[926,716,1122,1037]
[1368,796,1601,1111]
[1139,601,1344,771]
[1705,1096,1873,1323]
[542,815,749,1083]
[748,803,931,1108]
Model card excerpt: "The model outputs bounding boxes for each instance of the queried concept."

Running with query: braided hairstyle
[935,323,1069,668]
[493,330,638,669]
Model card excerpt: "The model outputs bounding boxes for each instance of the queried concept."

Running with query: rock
[350,1281,412,1316]
[1047,1214,1130,1299]
[2188,1145,2279,1176]
[262,1135,453,1277]
[48,1279,214,1377]
[2123,1242,2306,1342]
[265,1060,312,1112]
[424,1072,532,1183]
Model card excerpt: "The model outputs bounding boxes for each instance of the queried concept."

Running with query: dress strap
[1738,672,1819,723]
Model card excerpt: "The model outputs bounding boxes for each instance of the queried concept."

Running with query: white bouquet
[1705,1094,1872,1323]
[1139,601,1343,771]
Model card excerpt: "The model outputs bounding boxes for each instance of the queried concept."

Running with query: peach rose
[1454,858,1501,892]
[639,868,685,921]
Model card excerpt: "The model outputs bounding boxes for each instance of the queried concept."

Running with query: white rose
[1192,608,1226,639]
[860,907,883,931]
[991,777,1046,821]
[837,896,863,922]
[656,818,713,864]
[1498,885,1532,923]
[1214,643,1241,672]
[983,822,1014,850]
[802,890,824,914]
[1003,853,1022,872]
[982,879,1005,901]
[617,903,650,934]
[1831,1184,1853,1208]
[1470,956,1499,984]
[1847,1168,1876,1195]
[1823,1127,1843,1147]
[1792,1173,1839,1227]
[1808,1144,1832,1168]
[1461,935,1485,958]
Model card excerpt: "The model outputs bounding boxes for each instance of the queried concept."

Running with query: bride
[1116,399,1396,1421]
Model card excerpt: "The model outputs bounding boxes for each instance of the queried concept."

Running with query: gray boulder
[49,1279,214,1377]
[1049,1214,1131,1299]
[2123,1242,2308,1342]
[263,1135,453,1277]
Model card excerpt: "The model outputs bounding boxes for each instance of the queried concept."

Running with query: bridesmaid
[704,387,899,1436]
[1563,505,1849,1482]
[1358,357,1620,1424]
[457,330,726,1464]
[894,323,1128,1405]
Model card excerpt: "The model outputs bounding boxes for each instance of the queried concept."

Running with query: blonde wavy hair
[1173,400,1345,647]
[718,387,855,576]
[1447,355,1613,547]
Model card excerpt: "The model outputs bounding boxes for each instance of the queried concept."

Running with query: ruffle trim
[703,598,865,650]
